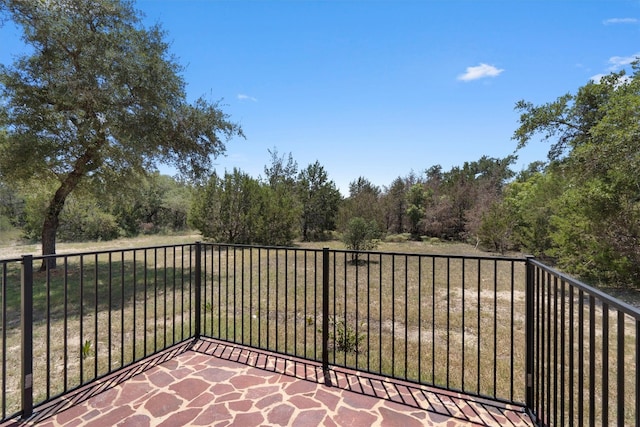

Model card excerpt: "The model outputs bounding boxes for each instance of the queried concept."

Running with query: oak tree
[0,0,242,268]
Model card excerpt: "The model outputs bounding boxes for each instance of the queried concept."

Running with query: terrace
[0,242,638,426]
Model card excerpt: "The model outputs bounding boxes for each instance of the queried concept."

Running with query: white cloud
[237,94,258,102]
[603,18,638,25]
[457,63,504,81]
[607,53,640,71]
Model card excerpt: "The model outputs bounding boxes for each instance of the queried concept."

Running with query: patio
[3,338,533,426]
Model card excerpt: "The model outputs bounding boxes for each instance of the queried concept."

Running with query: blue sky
[2,1,640,195]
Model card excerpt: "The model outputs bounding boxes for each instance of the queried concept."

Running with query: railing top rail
[331,248,525,262]
[528,257,640,319]
[201,242,324,254]
[10,242,198,263]
[203,242,525,263]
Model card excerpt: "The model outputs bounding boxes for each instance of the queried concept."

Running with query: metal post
[194,242,202,339]
[322,248,331,386]
[524,256,535,416]
[21,255,33,418]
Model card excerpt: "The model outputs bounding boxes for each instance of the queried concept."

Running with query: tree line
[1,0,639,287]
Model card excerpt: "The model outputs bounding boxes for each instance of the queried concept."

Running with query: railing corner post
[195,242,202,339]
[21,255,33,419]
[321,247,331,386]
[524,255,535,413]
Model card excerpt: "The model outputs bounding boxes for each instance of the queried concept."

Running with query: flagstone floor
[3,338,533,426]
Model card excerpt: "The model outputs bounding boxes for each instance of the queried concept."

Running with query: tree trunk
[40,204,60,271]
[40,187,69,271]
[39,138,104,271]
[39,158,92,270]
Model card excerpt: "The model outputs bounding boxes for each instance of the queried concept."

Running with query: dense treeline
[0,149,515,247]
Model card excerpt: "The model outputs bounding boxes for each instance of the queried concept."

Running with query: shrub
[331,319,365,353]
[342,217,379,262]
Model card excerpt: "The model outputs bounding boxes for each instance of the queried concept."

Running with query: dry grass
[201,243,528,403]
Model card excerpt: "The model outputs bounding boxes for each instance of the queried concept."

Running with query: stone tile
[288,395,322,410]
[209,383,236,396]
[168,377,210,401]
[52,400,94,425]
[193,367,236,383]
[192,403,232,425]
[228,374,267,389]
[314,388,341,412]
[214,391,243,403]
[334,406,378,426]
[147,369,176,388]
[231,411,265,427]
[379,407,425,427]
[144,391,183,418]
[186,391,216,408]
[266,403,296,426]
[227,399,253,412]
[157,408,201,427]
[340,390,379,410]
[284,378,318,396]
[111,381,153,408]
[116,414,150,427]
[255,392,283,410]
[291,409,327,427]
[245,385,281,400]
[167,366,194,380]
[83,406,135,427]
[87,387,120,410]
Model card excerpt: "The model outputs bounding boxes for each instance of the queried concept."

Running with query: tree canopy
[0,0,242,266]
[508,63,640,286]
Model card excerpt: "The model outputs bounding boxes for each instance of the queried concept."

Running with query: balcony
[0,243,637,426]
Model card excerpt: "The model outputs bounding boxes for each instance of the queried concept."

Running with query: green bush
[331,319,365,353]
[58,198,121,242]
[384,233,411,243]
[342,217,379,263]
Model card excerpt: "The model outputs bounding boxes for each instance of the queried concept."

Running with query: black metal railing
[0,241,638,426]
[526,258,640,427]
[200,243,527,406]
[1,244,197,420]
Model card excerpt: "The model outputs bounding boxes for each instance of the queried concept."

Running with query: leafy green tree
[338,177,383,232]
[58,196,120,242]
[189,169,263,244]
[112,173,191,235]
[504,165,563,256]
[406,183,427,238]
[0,180,25,228]
[297,161,341,241]
[261,148,300,245]
[258,185,299,245]
[157,178,192,232]
[0,0,242,268]
[263,148,298,188]
[342,217,379,262]
[476,201,515,253]
[381,176,407,233]
[514,63,640,286]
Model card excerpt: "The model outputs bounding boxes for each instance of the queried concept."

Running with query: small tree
[406,183,427,239]
[342,217,379,263]
[297,161,341,241]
